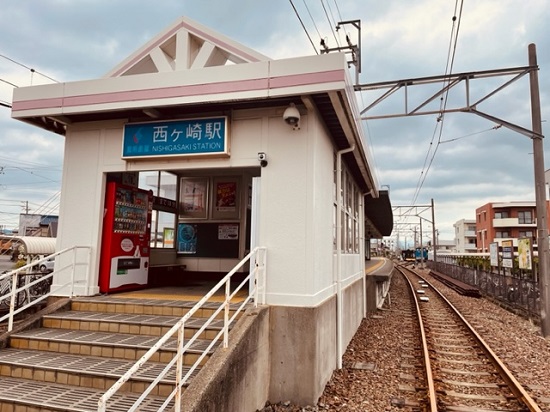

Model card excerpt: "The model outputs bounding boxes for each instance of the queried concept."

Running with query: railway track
[396,264,543,412]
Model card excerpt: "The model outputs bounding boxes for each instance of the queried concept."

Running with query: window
[139,171,177,248]
[518,211,533,224]
[333,159,361,254]
[495,231,510,238]
[519,230,534,239]
[494,211,509,219]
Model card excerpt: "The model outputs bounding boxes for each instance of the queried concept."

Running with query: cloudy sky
[0,0,548,244]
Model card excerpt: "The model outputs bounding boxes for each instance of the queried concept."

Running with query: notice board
[177,222,239,258]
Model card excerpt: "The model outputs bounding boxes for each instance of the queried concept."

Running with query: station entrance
[98,168,261,293]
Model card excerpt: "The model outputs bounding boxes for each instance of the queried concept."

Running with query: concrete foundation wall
[268,295,337,405]
[267,277,366,405]
[365,275,392,313]
[342,277,365,349]
[182,306,271,412]
[365,275,379,313]
[181,277,367,410]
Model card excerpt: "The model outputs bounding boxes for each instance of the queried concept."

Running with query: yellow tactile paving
[365,257,388,274]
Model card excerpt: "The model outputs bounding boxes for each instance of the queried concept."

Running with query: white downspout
[336,144,355,369]
[361,193,367,320]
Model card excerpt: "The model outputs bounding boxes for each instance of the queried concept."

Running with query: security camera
[283,103,301,128]
[257,152,268,167]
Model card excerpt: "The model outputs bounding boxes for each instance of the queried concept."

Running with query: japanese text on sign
[123,117,228,158]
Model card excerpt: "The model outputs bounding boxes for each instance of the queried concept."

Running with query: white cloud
[0,0,548,239]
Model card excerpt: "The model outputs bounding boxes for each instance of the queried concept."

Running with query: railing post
[174,322,185,411]
[85,247,92,293]
[262,248,267,305]
[224,279,230,348]
[70,247,78,297]
[8,272,18,331]
[253,257,259,308]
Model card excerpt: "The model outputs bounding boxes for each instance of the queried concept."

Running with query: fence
[428,260,540,320]
[0,246,92,331]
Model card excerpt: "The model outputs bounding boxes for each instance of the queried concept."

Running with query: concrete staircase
[0,294,232,411]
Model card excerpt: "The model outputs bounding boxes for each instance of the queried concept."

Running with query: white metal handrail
[97,246,267,412]
[0,246,92,331]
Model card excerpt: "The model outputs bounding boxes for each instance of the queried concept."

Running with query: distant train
[401,249,415,262]
[401,247,428,262]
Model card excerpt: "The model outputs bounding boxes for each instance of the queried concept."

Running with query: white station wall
[54,107,340,307]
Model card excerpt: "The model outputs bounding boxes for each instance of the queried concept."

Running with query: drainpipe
[361,192,369,320]
[336,144,355,369]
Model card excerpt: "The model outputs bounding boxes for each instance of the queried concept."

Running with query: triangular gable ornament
[105,16,270,78]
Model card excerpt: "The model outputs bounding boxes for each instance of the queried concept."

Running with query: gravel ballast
[259,267,550,411]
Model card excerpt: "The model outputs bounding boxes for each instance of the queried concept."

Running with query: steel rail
[396,265,438,411]
[400,264,542,412]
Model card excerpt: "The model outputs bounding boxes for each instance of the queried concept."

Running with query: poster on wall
[178,223,197,254]
[163,228,174,248]
[215,181,237,212]
[180,177,208,219]
[213,177,240,219]
[218,224,239,240]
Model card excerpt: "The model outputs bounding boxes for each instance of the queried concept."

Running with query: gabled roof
[11,16,380,195]
[105,17,270,78]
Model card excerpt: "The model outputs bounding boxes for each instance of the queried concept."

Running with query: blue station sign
[122,116,229,159]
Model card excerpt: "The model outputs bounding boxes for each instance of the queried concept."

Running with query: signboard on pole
[501,240,513,269]
[489,242,499,267]
[518,237,533,270]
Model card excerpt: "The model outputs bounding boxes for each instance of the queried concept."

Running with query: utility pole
[21,201,30,214]
[529,44,550,338]
[431,198,437,263]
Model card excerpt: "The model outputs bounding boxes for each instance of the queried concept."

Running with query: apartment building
[475,201,550,252]
[453,219,477,253]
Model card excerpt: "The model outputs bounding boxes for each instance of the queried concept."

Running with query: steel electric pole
[529,44,550,338]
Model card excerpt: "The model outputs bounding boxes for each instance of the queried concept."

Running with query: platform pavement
[365,256,394,276]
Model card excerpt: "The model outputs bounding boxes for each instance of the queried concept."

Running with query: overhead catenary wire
[291,0,348,55]
[332,0,344,22]
[410,0,465,206]
[0,78,18,88]
[320,0,341,48]
[439,125,502,144]
[289,0,319,54]
[0,53,58,83]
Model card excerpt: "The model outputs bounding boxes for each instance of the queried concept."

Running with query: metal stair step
[0,348,196,395]
[72,295,244,319]
[10,327,215,364]
[0,375,172,412]
[42,310,226,338]
[0,290,246,411]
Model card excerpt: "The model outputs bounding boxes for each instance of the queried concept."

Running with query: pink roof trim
[12,69,345,113]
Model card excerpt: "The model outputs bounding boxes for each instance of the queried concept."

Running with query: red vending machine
[99,182,152,293]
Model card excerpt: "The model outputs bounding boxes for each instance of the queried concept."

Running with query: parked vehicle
[39,257,55,273]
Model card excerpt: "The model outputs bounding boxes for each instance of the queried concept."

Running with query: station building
[11,17,392,406]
